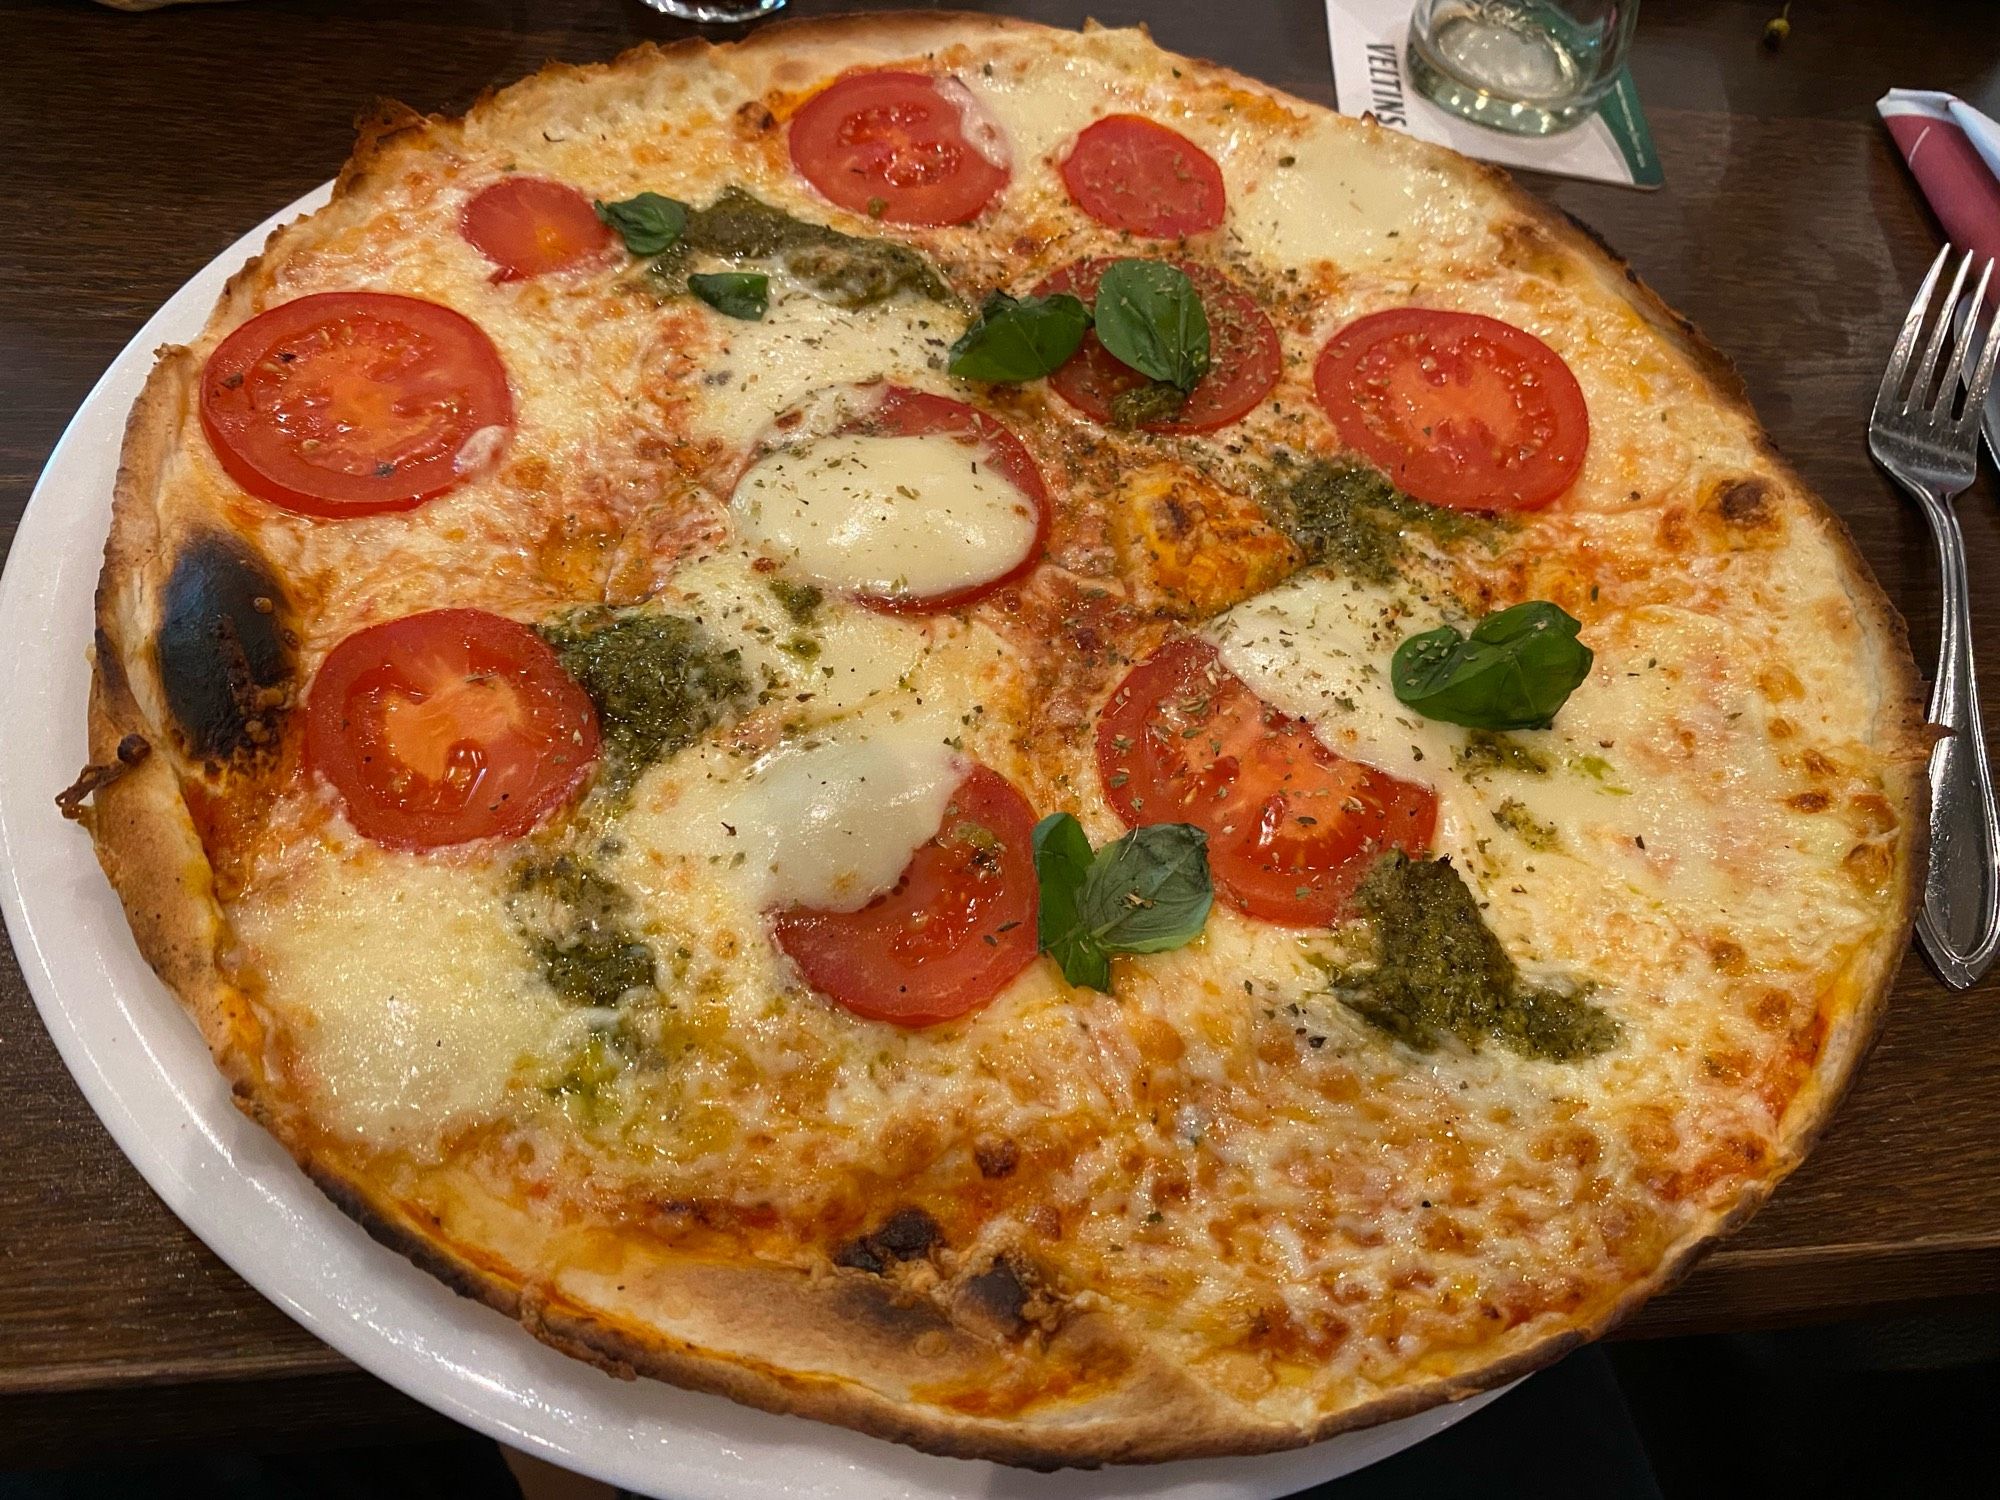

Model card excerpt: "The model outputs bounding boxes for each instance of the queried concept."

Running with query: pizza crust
[74,13,1929,1467]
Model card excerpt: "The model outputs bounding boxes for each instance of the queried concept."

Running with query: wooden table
[3,0,1998,1465]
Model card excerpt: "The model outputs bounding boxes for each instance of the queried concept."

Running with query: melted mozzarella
[621,707,967,914]
[659,546,932,720]
[232,853,574,1146]
[965,58,1109,175]
[1207,572,1457,791]
[1221,114,1483,269]
[731,432,1039,599]
[684,278,954,454]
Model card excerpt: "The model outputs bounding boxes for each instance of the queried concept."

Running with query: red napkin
[1879,89,2000,275]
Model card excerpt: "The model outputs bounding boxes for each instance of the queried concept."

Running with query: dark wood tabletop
[4,0,1999,1465]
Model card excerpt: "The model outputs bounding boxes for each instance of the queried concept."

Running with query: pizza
[64,11,1927,1468]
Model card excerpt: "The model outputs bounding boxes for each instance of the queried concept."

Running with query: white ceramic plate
[0,187,1511,1500]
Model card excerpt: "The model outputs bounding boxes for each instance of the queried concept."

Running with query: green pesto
[514,855,657,1010]
[542,607,750,797]
[1263,457,1494,585]
[767,577,824,625]
[1492,797,1562,851]
[1335,852,1614,1062]
[1109,379,1189,430]
[685,187,951,309]
[1456,730,1551,778]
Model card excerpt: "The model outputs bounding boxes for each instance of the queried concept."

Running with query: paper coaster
[1325,0,1663,188]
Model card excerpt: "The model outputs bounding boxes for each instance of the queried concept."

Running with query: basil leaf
[1075,823,1213,953]
[595,192,688,257]
[948,291,1091,382]
[1032,813,1213,992]
[1391,600,1594,731]
[1091,259,1210,393]
[1032,812,1108,992]
[688,271,770,321]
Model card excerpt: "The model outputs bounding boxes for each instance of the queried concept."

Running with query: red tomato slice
[844,385,1050,613]
[1037,258,1281,435]
[1060,115,1226,238]
[788,70,1009,226]
[305,608,598,849]
[1095,637,1436,927]
[200,292,515,519]
[460,177,614,281]
[771,763,1040,1026]
[1313,308,1589,511]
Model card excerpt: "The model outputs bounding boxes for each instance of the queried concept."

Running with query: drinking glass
[1406,0,1639,136]
[638,0,785,21]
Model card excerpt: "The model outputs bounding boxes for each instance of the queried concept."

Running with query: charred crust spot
[56,734,152,820]
[956,1256,1032,1337]
[156,534,296,763]
[1715,476,1776,529]
[974,1138,1019,1179]
[834,1206,943,1274]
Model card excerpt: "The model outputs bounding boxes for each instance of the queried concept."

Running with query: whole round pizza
[64,12,1928,1468]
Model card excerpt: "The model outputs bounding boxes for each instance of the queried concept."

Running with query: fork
[1869,245,2000,988]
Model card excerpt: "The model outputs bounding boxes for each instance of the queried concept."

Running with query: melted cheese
[684,277,953,454]
[618,704,967,914]
[232,852,574,1146]
[659,545,931,720]
[1221,114,1485,270]
[731,432,1038,599]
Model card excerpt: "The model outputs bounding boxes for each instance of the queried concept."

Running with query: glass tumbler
[638,0,785,22]
[1406,0,1639,136]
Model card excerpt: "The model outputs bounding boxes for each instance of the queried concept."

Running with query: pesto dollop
[1334,852,1615,1061]
[513,855,655,1009]
[1263,457,1493,585]
[1455,729,1551,778]
[541,607,749,797]
[685,187,952,309]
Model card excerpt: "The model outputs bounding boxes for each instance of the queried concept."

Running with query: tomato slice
[788,70,1009,226]
[305,608,598,849]
[771,763,1040,1026]
[200,292,514,519]
[460,177,614,281]
[1060,115,1226,238]
[1037,258,1281,435]
[1313,308,1589,511]
[1095,637,1436,927]
[845,385,1050,613]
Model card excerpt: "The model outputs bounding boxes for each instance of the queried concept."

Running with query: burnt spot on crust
[155,534,296,764]
[1715,476,1776,529]
[956,1256,1032,1338]
[834,1206,943,1274]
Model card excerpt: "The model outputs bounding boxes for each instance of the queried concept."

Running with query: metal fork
[1869,245,2000,988]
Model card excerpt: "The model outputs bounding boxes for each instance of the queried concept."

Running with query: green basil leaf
[1075,823,1213,954]
[1391,600,1594,731]
[1032,812,1108,992]
[688,271,770,321]
[1091,259,1210,393]
[1033,814,1212,992]
[594,192,689,257]
[948,291,1091,382]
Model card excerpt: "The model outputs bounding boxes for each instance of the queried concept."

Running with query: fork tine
[1936,257,1995,417]
[1956,264,2000,435]
[1906,248,1975,414]
[1875,244,1952,420]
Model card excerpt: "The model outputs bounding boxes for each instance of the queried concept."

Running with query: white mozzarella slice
[730,431,1039,602]
[619,696,968,916]
[686,279,954,454]
[658,546,933,720]
[1206,571,1459,790]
